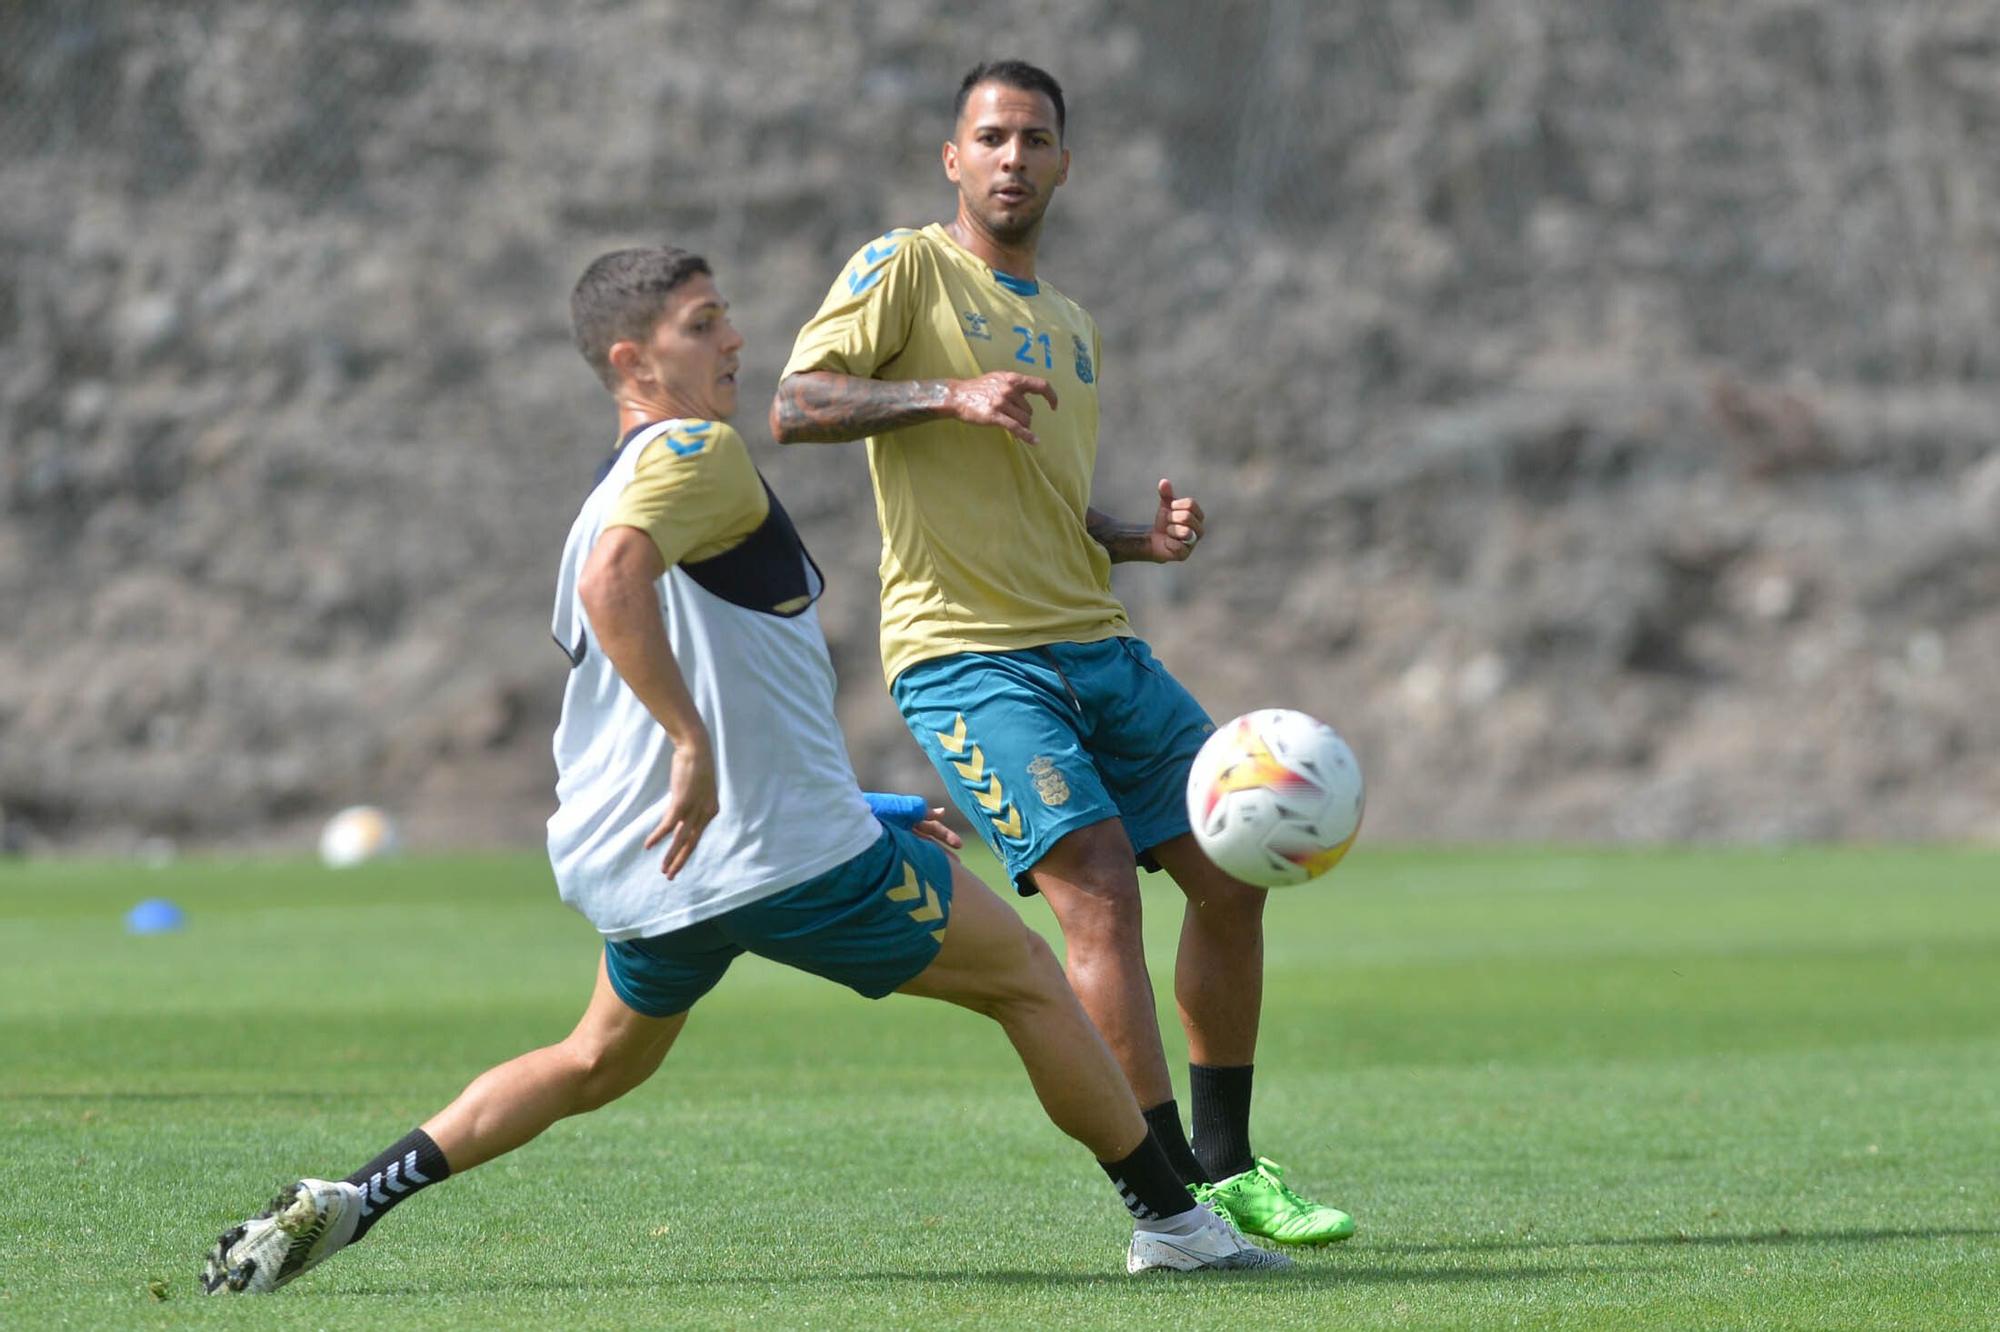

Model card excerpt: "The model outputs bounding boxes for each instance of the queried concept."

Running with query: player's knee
[1017,927,1065,989]
[1058,880,1146,956]
[979,931,1072,1024]
[563,1034,660,1111]
[956,917,1064,1019]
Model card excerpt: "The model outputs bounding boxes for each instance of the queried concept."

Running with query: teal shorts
[891,637,1215,895]
[603,825,953,1018]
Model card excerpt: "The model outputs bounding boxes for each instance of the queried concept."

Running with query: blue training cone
[125,898,185,934]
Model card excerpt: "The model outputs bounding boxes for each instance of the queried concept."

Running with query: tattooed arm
[770,370,1058,446]
[769,372,954,444]
[1084,507,1156,564]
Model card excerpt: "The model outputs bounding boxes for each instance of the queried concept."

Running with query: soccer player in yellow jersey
[773,61,1354,1246]
[198,247,1287,1293]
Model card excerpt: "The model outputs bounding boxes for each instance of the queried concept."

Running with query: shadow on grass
[1369,1226,2000,1255]
[337,1262,1597,1296]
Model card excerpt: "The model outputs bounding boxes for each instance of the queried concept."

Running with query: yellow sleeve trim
[604,421,768,568]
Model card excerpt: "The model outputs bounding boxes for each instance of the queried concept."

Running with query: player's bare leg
[424,957,685,1169]
[1150,832,1265,1069]
[897,857,1143,1158]
[898,855,1289,1273]
[204,959,686,1293]
[1023,818,1177,1110]
[1149,832,1353,1245]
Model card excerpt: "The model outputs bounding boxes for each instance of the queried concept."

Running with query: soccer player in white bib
[199,248,1287,1294]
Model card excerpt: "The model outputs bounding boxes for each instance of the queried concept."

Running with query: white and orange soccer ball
[317,805,402,869]
[1186,709,1364,888]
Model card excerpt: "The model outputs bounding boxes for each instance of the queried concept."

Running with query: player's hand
[1147,478,1205,562]
[946,371,1058,445]
[910,806,963,851]
[645,738,719,878]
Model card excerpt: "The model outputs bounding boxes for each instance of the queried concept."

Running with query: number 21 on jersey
[1013,325,1053,370]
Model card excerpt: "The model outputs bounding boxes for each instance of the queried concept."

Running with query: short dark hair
[570,247,712,390]
[954,59,1066,140]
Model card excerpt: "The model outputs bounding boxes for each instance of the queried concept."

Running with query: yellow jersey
[783,222,1129,685]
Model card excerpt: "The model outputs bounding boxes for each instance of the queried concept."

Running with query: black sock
[1100,1135,1197,1223]
[343,1128,450,1243]
[1142,1099,1210,1187]
[1190,1063,1256,1180]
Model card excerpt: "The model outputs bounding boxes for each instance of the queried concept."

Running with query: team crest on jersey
[962,309,992,341]
[1072,334,1095,384]
[1027,756,1071,807]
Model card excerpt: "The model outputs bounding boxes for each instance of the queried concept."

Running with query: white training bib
[546,419,880,939]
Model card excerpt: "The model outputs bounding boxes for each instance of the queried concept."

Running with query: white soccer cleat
[1127,1202,1297,1274]
[201,1178,362,1294]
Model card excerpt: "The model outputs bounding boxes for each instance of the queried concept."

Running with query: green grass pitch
[4,845,1996,1328]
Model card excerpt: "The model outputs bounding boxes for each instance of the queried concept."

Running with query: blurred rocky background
[3,0,1996,855]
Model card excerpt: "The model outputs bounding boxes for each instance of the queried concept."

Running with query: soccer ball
[1186,709,1364,888]
[318,805,401,869]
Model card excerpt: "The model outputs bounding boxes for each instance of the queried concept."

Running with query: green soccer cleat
[1194,1157,1355,1246]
